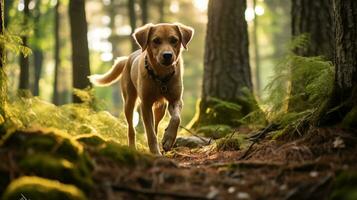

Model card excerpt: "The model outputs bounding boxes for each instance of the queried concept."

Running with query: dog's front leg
[141,103,162,155]
[162,100,182,151]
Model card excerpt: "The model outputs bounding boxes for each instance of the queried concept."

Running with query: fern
[261,35,335,137]
[0,32,32,57]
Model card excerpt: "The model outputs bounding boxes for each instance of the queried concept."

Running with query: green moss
[197,124,232,139]
[98,141,153,167]
[330,171,357,200]
[3,128,83,161]
[216,137,241,151]
[2,176,87,200]
[19,154,93,191]
[341,105,357,129]
[76,133,106,146]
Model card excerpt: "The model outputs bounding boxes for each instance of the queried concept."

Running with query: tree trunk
[69,0,91,103]
[32,0,43,96]
[19,0,30,90]
[289,0,334,112]
[33,50,43,96]
[291,0,334,59]
[191,0,258,128]
[318,0,357,127]
[1,0,6,120]
[128,0,137,51]
[140,0,148,25]
[252,0,261,95]
[4,0,12,28]
[158,0,164,22]
[53,0,60,105]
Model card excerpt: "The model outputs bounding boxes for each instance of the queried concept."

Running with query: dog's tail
[88,56,128,86]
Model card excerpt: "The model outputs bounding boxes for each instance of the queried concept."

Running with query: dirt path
[92,128,357,200]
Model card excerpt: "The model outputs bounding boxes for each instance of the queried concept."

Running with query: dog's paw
[162,134,176,152]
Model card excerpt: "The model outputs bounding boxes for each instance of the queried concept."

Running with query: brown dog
[89,23,194,155]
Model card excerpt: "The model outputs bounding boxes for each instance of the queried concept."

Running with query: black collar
[145,56,175,93]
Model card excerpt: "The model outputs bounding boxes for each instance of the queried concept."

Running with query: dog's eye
[152,38,161,45]
[170,37,178,45]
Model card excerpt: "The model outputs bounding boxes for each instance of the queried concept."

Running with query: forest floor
[90,127,357,200]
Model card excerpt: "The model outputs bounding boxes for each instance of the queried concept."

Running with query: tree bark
[53,0,60,105]
[32,0,43,96]
[191,0,258,128]
[69,0,91,103]
[19,0,30,90]
[140,0,148,25]
[318,0,357,127]
[1,0,6,120]
[291,0,334,59]
[289,0,334,112]
[128,0,137,51]
[33,50,43,96]
[4,0,12,28]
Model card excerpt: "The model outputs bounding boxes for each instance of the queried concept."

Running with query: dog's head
[133,23,194,67]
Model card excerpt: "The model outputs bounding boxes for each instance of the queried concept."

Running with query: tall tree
[1,0,6,120]
[140,0,148,25]
[319,0,357,127]
[69,0,91,103]
[128,0,137,51]
[158,0,165,22]
[32,0,43,96]
[19,0,30,90]
[191,0,258,128]
[289,0,334,111]
[53,0,60,105]
[252,0,261,94]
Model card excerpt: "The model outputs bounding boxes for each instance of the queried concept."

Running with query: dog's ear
[175,23,194,50]
[133,23,153,51]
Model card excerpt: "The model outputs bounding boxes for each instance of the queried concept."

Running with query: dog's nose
[162,52,173,60]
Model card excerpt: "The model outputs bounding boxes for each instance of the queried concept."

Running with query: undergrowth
[263,34,335,138]
[2,90,150,151]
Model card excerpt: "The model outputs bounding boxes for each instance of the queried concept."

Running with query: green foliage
[4,95,132,145]
[263,35,335,137]
[2,176,87,200]
[0,32,32,57]
[197,124,232,139]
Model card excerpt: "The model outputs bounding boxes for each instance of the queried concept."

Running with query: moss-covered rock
[98,141,153,167]
[76,133,106,147]
[197,124,232,139]
[2,128,83,161]
[330,171,357,200]
[2,176,87,200]
[216,137,241,151]
[19,154,93,191]
[0,128,94,192]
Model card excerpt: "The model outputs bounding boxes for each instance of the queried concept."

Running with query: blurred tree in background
[69,0,91,103]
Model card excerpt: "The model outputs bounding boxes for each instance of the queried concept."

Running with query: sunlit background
[6,0,291,127]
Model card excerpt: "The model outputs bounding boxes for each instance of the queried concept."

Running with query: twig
[238,123,278,160]
[111,184,211,200]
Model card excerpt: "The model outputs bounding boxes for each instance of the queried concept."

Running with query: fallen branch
[179,125,211,145]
